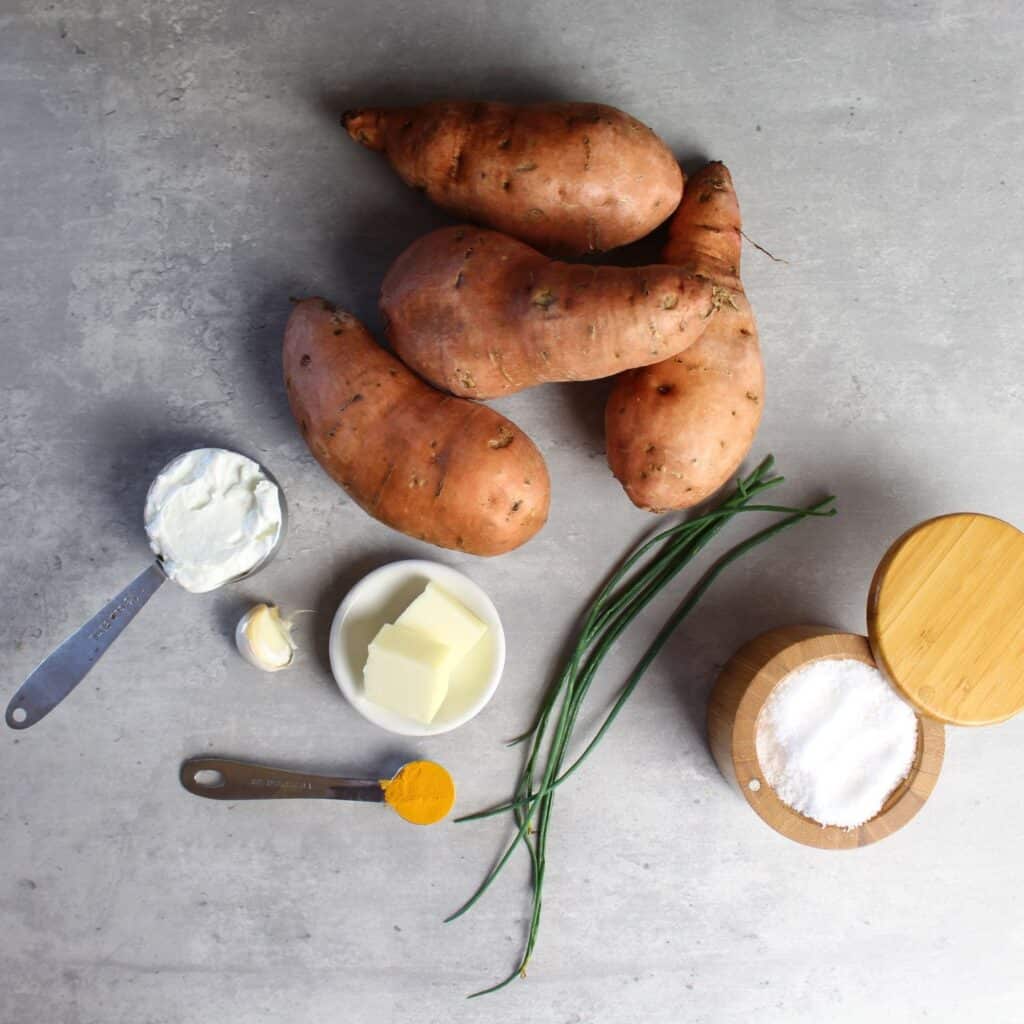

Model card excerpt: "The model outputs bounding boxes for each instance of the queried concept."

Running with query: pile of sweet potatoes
[284,100,763,555]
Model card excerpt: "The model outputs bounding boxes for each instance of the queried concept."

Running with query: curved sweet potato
[284,298,550,555]
[380,225,718,398]
[605,163,765,511]
[343,101,683,254]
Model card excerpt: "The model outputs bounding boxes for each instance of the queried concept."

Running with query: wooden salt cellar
[708,513,1024,850]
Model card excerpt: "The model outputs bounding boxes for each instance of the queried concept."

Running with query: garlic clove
[235,603,296,672]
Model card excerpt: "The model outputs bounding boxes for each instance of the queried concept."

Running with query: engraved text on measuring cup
[90,592,144,641]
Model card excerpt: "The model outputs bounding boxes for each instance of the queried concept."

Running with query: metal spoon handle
[6,563,166,730]
[180,757,387,804]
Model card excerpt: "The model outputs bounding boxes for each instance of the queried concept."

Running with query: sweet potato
[283,298,550,555]
[380,225,719,399]
[604,163,764,511]
[343,101,683,254]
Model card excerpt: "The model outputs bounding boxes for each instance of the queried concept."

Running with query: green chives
[449,456,837,996]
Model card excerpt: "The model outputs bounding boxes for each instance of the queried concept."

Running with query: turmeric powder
[381,760,455,825]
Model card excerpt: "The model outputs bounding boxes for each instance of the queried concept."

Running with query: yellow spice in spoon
[381,760,455,825]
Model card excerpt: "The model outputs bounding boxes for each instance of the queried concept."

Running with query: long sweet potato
[343,101,682,254]
[604,163,764,511]
[284,298,550,555]
[380,225,718,398]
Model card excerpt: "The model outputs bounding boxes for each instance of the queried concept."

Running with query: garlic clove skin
[235,603,296,672]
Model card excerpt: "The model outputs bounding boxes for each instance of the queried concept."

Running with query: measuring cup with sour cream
[5,448,286,730]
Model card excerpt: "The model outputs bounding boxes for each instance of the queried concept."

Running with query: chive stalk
[449,457,837,996]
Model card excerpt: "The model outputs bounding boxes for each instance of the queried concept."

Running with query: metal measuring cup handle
[5,563,167,730]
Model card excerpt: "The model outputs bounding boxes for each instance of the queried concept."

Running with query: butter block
[363,623,452,725]
[395,582,487,662]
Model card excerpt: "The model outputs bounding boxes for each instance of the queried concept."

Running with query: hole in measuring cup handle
[6,693,37,729]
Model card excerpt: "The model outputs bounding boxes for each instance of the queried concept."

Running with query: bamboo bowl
[708,625,945,849]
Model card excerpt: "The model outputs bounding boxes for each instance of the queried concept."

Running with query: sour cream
[144,448,283,593]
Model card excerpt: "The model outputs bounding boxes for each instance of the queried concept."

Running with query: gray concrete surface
[3,1,1023,1021]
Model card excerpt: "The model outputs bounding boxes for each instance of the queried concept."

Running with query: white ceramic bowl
[329,559,506,736]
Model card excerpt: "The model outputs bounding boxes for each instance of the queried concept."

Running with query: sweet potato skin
[380,225,718,398]
[605,163,765,511]
[343,101,683,254]
[283,298,550,555]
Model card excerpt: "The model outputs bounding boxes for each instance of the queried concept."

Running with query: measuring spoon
[180,757,456,826]
[5,449,287,731]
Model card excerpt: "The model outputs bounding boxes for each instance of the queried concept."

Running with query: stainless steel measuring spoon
[5,449,287,730]
[180,757,456,825]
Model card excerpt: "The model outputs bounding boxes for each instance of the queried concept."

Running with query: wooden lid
[867,513,1024,726]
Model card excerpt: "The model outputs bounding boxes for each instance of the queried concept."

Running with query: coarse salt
[755,658,919,829]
